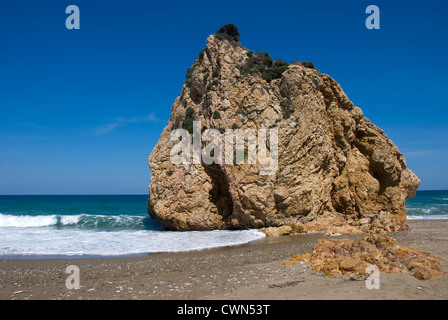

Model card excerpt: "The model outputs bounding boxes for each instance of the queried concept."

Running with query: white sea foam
[0,213,144,228]
[0,227,266,257]
[0,212,266,257]
[0,214,59,228]
[407,215,448,220]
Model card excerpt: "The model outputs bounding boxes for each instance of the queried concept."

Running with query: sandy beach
[1,219,447,300]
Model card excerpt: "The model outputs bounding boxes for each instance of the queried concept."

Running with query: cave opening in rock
[203,164,233,220]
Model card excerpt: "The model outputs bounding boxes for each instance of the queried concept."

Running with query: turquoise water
[405,190,448,219]
[0,191,446,258]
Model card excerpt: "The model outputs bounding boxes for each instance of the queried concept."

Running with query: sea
[0,195,265,259]
[0,191,446,259]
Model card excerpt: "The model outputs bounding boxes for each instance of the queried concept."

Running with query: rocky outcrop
[148,27,420,232]
[259,226,293,237]
[283,235,445,280]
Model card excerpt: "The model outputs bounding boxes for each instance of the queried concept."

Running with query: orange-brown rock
[259,225,292,237]
[324,225,364,236]
[284,235,445,280]
[289,252,311,262]
[148,26,420,232]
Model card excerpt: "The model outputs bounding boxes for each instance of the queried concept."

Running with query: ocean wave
[0,213,150,229]
[0,228,266,257]
[406,206,447,216]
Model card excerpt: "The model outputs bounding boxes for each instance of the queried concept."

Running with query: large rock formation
[148,27,420,232]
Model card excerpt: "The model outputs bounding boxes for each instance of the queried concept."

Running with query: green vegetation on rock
[182,107,195,134]
[215,23,240,42]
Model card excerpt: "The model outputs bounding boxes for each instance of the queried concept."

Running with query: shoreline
[2,216,446,261]
[1,219,447,300]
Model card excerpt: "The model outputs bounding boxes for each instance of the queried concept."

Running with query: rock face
[148,29,420,232]
[283,235,445,280]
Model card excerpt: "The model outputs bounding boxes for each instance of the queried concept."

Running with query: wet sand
[1,219,447,300]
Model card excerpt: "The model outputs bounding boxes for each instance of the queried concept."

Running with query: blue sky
[1,0,447,194]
